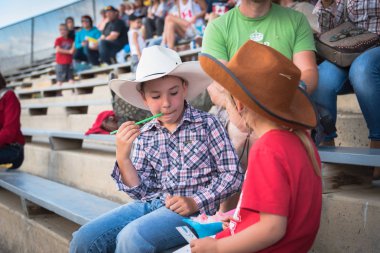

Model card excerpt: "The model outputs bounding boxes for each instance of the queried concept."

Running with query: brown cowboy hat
[199,40,317,130]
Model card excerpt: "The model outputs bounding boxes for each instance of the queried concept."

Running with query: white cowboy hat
[108,46,212,110]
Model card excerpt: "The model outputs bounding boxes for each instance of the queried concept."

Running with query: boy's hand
[165,195,199,216]
[190,237,219,253]
[116,121,140,164]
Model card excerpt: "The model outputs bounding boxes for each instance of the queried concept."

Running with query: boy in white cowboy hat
[69,46,243,253]
[191,41,322,253]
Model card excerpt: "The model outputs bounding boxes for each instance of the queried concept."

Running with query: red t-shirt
[54,36,73,65]
[0,90,25,147]
[216,129,322,253]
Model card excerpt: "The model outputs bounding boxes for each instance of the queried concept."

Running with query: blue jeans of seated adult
[0,144,24,169]
[312,46,380,141]
[99,40,124,65]
[74,46,100,66]
[69,199,188,253]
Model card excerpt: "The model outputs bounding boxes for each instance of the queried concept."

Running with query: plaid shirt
[314,0,380,34]
[112,103,244,215]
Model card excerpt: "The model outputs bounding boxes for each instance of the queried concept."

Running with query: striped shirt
[112,103,244,215]
[314,0,380,34]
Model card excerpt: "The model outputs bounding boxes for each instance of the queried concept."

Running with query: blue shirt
[112,103,244,215]
[74,27,101,49]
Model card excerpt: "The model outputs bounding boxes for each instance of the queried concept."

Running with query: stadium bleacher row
[0,46,380,253]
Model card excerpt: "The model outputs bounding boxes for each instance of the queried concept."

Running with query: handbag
[315,0,379,67]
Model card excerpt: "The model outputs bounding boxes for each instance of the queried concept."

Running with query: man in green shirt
[202,0,318,211]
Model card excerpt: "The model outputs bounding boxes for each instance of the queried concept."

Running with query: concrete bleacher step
[0,189,78,253]
[310,185,380,253]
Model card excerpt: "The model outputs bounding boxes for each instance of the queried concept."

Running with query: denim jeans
[74,46,100,66]
[98,40,124,65]
[0,144,24,169]
[312,46,380,141]
[69,199,188,253]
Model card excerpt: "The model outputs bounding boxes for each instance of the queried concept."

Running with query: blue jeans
[312,46,380,141]
[74,46,100,66]
[98,40,124,65]
[69,199,188,253]
[0,144,24,169]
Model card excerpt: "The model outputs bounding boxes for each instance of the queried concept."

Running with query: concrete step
[311,185,380,253]
[337,94,361,114]
[0,189,78,253]
[335,113,368,147]
[20,144,130,204]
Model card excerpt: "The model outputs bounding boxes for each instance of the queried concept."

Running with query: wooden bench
[16,79,109,99]
[22,128,115,150]
[0,171,121,225]
[7,81,33,89]
[21,99,111,116]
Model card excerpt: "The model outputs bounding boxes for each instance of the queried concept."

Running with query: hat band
[142,72,166,79]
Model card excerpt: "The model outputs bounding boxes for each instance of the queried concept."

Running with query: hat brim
[109,61,212,110]
[199,53,317,129]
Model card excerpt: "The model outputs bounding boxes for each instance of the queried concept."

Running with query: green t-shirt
[202,4,315,61]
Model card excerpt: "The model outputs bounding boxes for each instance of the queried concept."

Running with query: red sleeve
[54,37,60,48]
[240,146,290,217]
[0,91,22,146]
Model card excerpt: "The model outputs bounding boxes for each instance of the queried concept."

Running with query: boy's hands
[221,216,233,230]
[116,121,140,165]
[190,237,219,253]
[165,195,199,216]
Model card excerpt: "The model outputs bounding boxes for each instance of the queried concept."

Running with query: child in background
[128,14,146,73]
[54,24,75,86]
[69,46,243,253]
[192,41,322,253]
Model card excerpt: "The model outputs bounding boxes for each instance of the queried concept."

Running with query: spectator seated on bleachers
[133,0,148,17]
[145,0,171,39]
[96,6,129,65]
[161,0,207,49]
[310,0,380,178]
[205,0,235,22]
[97,9,109,32]
[0,72,25,170]
[119,3,131,27]
[74,15,101,68]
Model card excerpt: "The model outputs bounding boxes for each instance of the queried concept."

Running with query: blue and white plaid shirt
[112,103,244,215]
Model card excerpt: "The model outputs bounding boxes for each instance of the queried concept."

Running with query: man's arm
[105,31,120,41]
[293,50,318,94]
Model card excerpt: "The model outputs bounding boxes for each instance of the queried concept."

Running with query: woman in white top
[161,0,207,49]
[128,14,145,73]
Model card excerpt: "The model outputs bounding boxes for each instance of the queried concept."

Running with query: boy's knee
[116,223,154,253]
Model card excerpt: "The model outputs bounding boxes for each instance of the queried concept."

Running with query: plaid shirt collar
[141,101,203,133]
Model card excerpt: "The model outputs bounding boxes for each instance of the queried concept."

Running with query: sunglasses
[81,19,90,23]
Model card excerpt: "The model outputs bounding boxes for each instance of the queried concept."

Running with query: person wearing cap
[190,40,322,253]
[128,14,146,73]
[98,6,129,64]
[69,46,243,253]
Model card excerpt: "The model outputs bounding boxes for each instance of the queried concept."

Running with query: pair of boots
[321,140,380,180]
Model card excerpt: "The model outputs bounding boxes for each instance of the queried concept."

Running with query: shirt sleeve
[192,117,244,214]
[54,38,60,48]
[201,21,229,61]
[293,13,316,54]
[111,21,123,33]
[0,91,22,146]
[111,142,160,200]
[240,146,290,217]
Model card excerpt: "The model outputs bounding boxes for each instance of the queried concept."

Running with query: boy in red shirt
[54,24,75,86]
[191,41,322,253]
